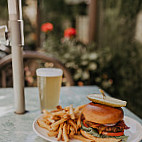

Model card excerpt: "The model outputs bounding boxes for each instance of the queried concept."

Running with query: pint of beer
[36,68,63,112]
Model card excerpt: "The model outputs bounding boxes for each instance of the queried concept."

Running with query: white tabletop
[0,86,141,142]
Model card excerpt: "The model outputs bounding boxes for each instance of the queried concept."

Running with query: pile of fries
[37,104,90,142]
[37,104,120,142]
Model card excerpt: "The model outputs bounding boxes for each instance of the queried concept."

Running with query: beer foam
[36,68,63,77]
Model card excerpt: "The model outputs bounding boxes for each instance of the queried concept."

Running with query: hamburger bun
[82,102,124,124]
[80,129,121,142]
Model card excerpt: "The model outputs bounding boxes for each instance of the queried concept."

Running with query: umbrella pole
[7,0,25,114]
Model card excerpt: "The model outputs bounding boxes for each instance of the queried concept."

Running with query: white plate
[33,115,80,142]
[33,115,142,142]
[124,116,142,142]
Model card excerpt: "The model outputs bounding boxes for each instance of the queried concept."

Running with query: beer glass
[36,68,63,112]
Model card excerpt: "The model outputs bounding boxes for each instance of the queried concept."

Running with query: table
[0,86,142,142]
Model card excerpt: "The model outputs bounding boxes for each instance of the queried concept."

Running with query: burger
[81,91,129,142]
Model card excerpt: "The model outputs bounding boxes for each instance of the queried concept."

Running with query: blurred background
[0,0,142,118]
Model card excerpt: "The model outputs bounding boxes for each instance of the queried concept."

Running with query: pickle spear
[87,90,127,107]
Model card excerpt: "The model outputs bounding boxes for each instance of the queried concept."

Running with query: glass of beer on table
[36,68,63,112]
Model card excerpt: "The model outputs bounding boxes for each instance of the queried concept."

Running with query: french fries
[56,105,63,110]
[51,117,68,129]
[69,104,75,120]
[77,112,81,129]
[48,131,58,137]
[37,104,94,142]
[37,119,50,131]
[69,125,75,138]
[74,104,86,113]
[68,119,77,134]
[63,123,69,142]
[57,123,63,141]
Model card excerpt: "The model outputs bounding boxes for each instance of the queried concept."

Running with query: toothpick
[99,89,105,99]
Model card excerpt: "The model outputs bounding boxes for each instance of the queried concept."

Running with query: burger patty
[85,120,129,133]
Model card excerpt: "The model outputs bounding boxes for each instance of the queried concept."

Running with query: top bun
[82,102,124,124]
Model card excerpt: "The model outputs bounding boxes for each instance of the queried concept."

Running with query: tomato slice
[102,131,124,136]
[83,120,89,128]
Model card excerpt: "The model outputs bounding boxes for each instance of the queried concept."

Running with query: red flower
[64,28,76,38]
[41,23,53,32]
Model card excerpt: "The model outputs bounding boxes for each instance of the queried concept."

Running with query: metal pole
[7,0,25,114]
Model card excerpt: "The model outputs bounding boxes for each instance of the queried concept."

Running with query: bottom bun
[80,129,121,142]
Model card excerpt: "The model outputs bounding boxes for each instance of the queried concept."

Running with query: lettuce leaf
[81,122,128,142]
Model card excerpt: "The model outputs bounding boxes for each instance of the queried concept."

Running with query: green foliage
[43,36,113,87]
[0,1,28,22]
[97,43,142,117]
[0,1,8,22]
[100,0,142,117]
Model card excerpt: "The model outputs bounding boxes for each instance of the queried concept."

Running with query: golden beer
[36,68,63,112]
